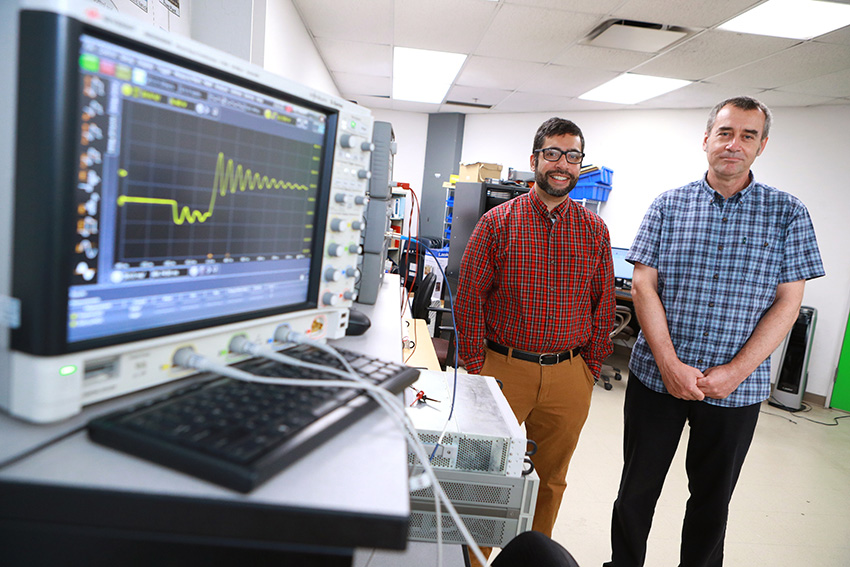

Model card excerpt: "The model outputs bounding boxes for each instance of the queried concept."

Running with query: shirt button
[718,245,724,251]
[697,359,704,364]
[722,217,728,223]
[713,274,719,280]
[703,332,709,337]
[709,302,715,307]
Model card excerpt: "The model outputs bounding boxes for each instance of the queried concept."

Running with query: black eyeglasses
[534,147,585,164]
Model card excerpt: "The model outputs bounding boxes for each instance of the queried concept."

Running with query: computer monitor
[1,1,374,422]
[611,246,634,287]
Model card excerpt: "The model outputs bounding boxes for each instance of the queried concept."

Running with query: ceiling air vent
[583,19,691,53]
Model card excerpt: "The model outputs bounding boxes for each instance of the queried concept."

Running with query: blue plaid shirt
[627,175,825,407]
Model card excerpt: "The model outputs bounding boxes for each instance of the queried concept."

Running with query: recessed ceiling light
[719,0,850,40]
[392,47,466,104]
[579,73,692,104]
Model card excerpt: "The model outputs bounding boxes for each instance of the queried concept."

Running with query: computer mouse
[346,309,372,336]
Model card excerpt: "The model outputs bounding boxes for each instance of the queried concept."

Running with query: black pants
[609,376,760,567]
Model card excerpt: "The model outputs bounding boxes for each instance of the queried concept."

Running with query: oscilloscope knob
[357,169,371,179]
[322,292,340,306]
[347,244,362,255]
[327,243,343,257]
[324,267,343,282]
[330,218,347,232]
[339,134,361,149]
[335,193,353,205]
[354,195,368,206]
[350,219,365,231]
[360,141,375,152]
[345,266,359,278]
[344,290,357,301]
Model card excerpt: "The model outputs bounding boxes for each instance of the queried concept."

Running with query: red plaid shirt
[455,189,615,378]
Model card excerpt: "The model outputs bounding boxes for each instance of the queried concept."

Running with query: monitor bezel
[11,10,338,356]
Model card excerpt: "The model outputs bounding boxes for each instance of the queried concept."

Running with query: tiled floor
[552,352,850,567]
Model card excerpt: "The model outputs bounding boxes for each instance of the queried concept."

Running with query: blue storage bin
[571,182,611,202]
[578,166,613,186]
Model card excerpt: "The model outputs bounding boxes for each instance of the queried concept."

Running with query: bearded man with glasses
[456,117,616,562]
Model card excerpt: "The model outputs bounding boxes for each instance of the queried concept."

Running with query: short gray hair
[706,96,772,139]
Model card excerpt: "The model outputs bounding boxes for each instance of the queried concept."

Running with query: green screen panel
[831,311,850,411]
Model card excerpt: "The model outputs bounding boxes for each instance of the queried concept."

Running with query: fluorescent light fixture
[719,0,850,40]
[579,73,692,104]
[392,47,466,104]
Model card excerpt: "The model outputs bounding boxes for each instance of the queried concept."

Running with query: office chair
[410,272,456,370]
[599,305,633,390]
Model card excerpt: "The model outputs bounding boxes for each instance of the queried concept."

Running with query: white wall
[263,0,339,96]
[460,107,850,400]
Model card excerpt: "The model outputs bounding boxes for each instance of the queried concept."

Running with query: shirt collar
[700,171,756,203]
[529,186,572,219]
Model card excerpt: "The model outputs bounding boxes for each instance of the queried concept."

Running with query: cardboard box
[458,162,502,183]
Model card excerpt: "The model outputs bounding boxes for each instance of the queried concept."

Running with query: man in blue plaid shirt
[605,97,825,567]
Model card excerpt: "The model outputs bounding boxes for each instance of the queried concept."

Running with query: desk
[402,318,442,371]
[0,275,411,567]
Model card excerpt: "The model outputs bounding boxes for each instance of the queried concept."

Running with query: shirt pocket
[732,227,783,290]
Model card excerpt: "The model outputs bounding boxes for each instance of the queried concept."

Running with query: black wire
[763,398,850,426]
[0,424,88,471]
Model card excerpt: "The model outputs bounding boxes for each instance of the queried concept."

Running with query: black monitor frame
[11,10,338,356]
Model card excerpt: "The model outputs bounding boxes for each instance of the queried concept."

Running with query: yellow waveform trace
[117,152,313,225]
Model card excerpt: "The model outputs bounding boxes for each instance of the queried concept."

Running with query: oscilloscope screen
[61,32,336,347]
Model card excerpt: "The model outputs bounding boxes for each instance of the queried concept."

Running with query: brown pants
[481,346,595,537]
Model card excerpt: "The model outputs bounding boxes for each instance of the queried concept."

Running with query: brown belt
[485,339,581,366]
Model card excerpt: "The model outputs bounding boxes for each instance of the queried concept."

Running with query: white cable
[177,342,488,566]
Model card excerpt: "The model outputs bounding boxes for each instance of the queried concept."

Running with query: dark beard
[535,168,577,197]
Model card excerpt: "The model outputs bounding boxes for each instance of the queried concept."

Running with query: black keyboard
[87,344,419,493]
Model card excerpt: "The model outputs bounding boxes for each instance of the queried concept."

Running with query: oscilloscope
[0,1,375,423]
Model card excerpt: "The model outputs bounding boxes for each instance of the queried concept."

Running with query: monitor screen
[611,246,634,281]
[12,21,337,355]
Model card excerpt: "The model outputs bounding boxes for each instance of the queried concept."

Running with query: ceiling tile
[292,0,394,43]
[708,42,850,89]
[755,90,844,107]
[552,44,654,72]
[633,81,762,109]
[333,72,392,97]
[473,4,602,62]
[611,0,760,29]
[315,38,392,75]
[776,68,850,97]
[454,56,546,91]
[516,64,620,98]
[503,0,623,14]
[444,85,513,108]
[634,30,798,81]
[394,0,499,53]
[815,25,850,46]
